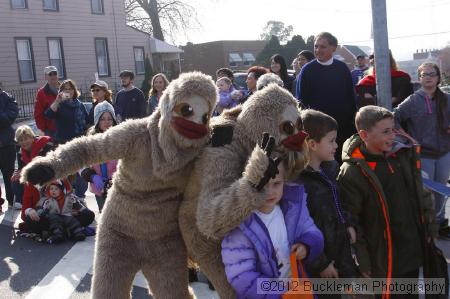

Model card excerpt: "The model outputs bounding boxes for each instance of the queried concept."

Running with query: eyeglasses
[420,72,438,78]
[48,71,58,76]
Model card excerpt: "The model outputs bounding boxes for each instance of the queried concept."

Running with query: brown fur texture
[21,72,217,299]
[179,84,304,298]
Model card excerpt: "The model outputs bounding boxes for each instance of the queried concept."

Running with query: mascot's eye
[280,121,295,135]
[174,103,194,117]
[202,113,209,125]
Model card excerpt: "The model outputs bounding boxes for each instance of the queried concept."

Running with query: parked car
[233,72,248,91]
[441,85,450,93]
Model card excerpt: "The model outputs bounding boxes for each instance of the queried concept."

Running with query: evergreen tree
[283,35,308,65]
[255,35,282,67]
[306,35,315,52]
[141,55,154,98]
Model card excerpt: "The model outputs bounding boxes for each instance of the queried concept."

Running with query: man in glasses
[34,66,60,138]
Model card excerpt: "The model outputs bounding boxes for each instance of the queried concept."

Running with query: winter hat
[45,179,71,197]
[90,80,108,90]
[94,101,117,127]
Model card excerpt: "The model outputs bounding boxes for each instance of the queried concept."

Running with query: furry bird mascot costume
[179,83,308,298]
[21,72,217,299]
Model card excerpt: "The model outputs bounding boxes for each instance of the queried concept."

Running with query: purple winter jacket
[218,86,238,109]
[221,183,324,299]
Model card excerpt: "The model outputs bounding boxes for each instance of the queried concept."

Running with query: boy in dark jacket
[338,105,437,298]
[299,109,358,287]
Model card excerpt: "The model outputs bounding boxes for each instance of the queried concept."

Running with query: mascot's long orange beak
[171,116,208,139]
[281,131,308,151]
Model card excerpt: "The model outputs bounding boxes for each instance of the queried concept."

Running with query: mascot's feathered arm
[196,134,281,240]
[21,119,147,186]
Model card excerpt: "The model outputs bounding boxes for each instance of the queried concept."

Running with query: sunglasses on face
[420,72,438,78]
[91,89,103,92]
[48,71,58,76]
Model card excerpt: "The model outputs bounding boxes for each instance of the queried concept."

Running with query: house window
[91,0,104,14]
[48,38,65,79]
[15,38,35,82]
[228,53,242,67]
[43,0,58,11]
[11,0,27,9]
[134,47,145,75]
[95,38,110,77]
[242,53,255,67]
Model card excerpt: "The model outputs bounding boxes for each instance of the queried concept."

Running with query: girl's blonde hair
[15,125,35,142]
[275,146,309,181]
[149,73,169,97]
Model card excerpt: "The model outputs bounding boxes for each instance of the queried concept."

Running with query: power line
[343,30,450,44]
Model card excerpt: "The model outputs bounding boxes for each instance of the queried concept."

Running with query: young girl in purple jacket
[221,158,324,298]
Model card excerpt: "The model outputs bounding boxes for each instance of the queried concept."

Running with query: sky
[173,0,450,61]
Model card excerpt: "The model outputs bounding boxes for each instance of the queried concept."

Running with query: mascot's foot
[207,279,215,290]
[188,268,198,282]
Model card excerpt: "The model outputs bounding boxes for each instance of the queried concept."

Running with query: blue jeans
[11,181,24,204]
[421,151,450,224]
[74,173,88,198]
[95,195,106,213]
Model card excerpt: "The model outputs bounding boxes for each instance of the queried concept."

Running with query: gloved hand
[255,133,282,191]
[91,174,105,191]
[23,164,55,185]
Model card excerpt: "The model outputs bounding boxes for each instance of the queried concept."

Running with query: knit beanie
[45,179,70,197]
[94,101,117,127]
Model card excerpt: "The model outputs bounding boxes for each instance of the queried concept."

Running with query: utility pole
[371,0,392,110]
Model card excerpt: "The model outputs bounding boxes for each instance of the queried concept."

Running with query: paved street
[0,181,219,299]
[1,176,449,298]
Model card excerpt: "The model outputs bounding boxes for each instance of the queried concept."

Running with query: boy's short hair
[355,105,393,131]
[217,76,232,86]
[301,109,338,142]
[15,125,35,142]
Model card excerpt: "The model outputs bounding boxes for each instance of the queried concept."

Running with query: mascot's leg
[193,240,236,299]
[91,224,140,299]
[141,234,194,299]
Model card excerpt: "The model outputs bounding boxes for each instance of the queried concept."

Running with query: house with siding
[0,0,152,90]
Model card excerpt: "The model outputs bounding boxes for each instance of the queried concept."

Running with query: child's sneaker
[73,232,86,242]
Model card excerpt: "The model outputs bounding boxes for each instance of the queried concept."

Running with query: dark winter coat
[44,98,88,143]
[337,133,437,282]
[0,90,19,147]
[298,161,358,278]
[355,70,413,108]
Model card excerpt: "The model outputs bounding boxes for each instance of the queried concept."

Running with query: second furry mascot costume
[21,72,217,299]
[179,83,309,298]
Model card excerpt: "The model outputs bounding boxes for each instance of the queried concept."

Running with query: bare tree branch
[125,0,199,42]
